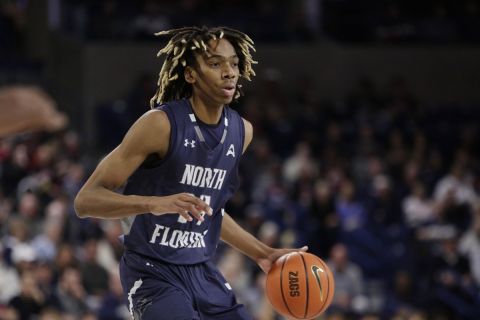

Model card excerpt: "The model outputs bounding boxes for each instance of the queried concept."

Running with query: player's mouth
[220,84,236,97]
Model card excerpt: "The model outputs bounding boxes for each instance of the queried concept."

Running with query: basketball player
[74,26,307,320]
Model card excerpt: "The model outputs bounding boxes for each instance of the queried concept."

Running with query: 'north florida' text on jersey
[121,99,244,264]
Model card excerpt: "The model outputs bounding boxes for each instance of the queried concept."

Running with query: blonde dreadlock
[150,26,257,108]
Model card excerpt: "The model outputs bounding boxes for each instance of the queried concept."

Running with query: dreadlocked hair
[150,26,257,108]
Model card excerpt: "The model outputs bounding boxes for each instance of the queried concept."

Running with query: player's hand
[148,193,212,222]
[257,246,308,274]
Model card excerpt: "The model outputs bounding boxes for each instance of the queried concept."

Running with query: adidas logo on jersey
[226,144,235,157]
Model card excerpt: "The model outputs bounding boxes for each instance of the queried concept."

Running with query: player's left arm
[221,213,307,273]
[220,118,307,273]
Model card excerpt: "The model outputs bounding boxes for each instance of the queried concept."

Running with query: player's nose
[222,65,236,79]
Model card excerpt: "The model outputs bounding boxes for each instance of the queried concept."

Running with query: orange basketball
[266,252,335,319]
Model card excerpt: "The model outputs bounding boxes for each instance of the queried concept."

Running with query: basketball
[266,252,335,319]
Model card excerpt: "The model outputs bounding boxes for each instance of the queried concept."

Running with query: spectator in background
[16,192,40,221]
[53,244,78,280]
[51,267,89,317]
[327,243,367,315]
[4,217,34,268]
[79,239,109,298]
[283,142,318,186]
[32,219,64,262]
[459,208,480,286]
[31,200,67,262]
[97,272,130,320]
[8,270,46,320]
[62,163,86,201]
[34,262,55,305]
[430,235,480,319]
[383,270,425,319]
[96,220,123,275]
[257,221,280,249]
[217,247,251,305]
[0,244,20,304]
[367,174,403,227]
[244,272,276,320]
[435,152,477,203]
[1,143,29,197]
[434,153,477,230]
[402,181,438,228]
[335,179,367,232]
[308,178,338,257]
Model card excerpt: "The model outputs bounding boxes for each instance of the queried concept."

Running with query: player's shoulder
[137,108,170,130]
[126,108,171,143]
[120,108,171,157]
[155,99,189,113]
[137,99,189,138]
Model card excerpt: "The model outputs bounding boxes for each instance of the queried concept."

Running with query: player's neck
[189,96,223,125]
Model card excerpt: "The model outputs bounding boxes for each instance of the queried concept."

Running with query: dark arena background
[1,1,480,319]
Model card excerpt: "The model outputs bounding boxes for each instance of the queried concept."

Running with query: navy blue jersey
[121,99,244,265]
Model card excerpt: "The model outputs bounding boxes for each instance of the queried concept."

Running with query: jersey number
[177,194,211,225]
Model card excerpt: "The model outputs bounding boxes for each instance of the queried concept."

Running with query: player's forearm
[74,186,150,219]
[220,213,273,262]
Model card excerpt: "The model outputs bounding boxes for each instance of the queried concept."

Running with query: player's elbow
[74,192,89,218]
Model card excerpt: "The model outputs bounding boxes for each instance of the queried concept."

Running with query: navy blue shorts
[119,251,252,320]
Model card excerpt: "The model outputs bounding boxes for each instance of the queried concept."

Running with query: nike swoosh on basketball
[311,265,324,301]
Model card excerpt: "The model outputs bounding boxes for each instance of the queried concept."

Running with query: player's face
[188,38,240,106]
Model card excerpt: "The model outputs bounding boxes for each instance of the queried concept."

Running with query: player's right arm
[74,110,211,221]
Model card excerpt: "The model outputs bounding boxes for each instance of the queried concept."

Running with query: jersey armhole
[239,116,246,157]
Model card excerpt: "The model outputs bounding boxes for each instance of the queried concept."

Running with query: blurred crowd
[63,0,480,43]
[1,70,479,320]
[324,0,480,43]
[3,0,479,53]
[61,0,480,43]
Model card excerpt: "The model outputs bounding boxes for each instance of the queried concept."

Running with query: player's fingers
[194,203,212,216]
[175,200,204,221]
[185,203,204,221]
[178,210,193,222]
[193,198,212,216]
[181,193,212,215]
[287,246,308,253]
[173,200,195,216]
[202,204,213,216]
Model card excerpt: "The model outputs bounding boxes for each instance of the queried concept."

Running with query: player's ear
[184,66,196,84]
